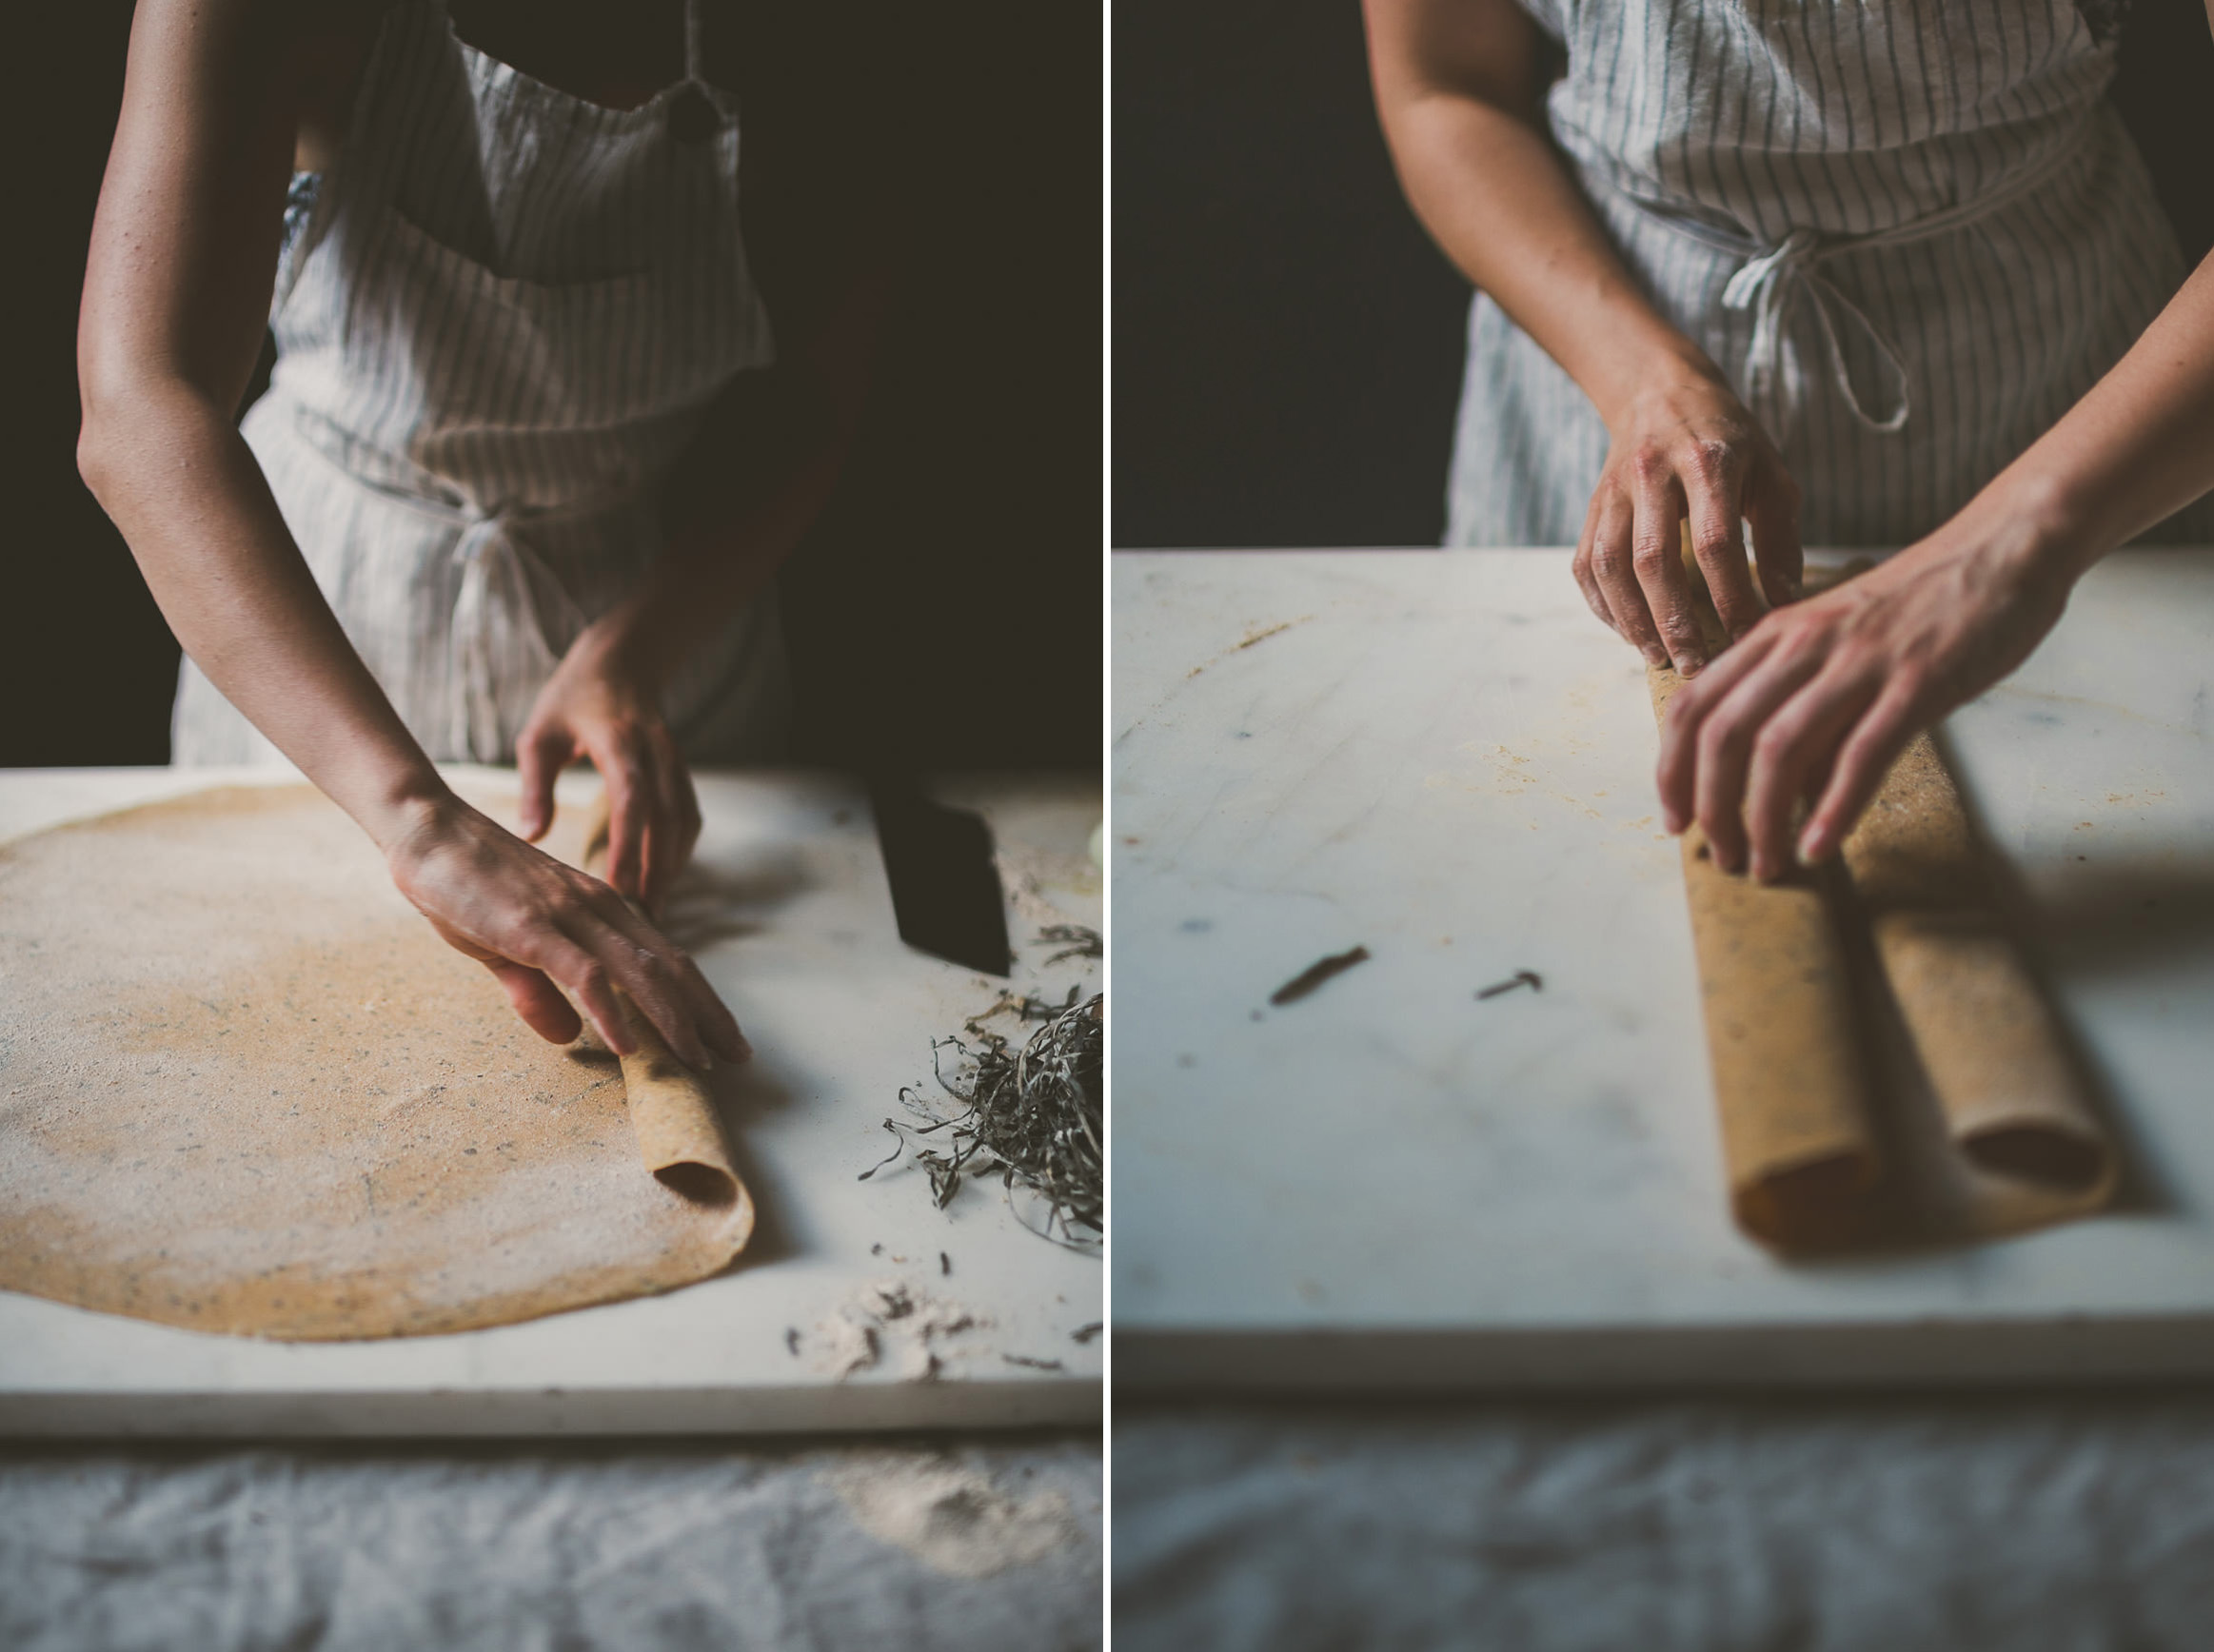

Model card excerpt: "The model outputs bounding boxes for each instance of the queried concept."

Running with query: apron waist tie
[273,407,607,762]
[1632,137,2079,443]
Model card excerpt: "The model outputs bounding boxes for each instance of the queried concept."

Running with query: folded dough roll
[579,796,750,1214]
[1842,732,2116,1229]
[1649,664,1883,1250]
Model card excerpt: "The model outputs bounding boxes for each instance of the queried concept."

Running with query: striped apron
[1446,0,2214,549]
[173,0,788,765]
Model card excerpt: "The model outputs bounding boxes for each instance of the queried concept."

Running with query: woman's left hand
[516,623,701,914]
[1656,507,2078,880]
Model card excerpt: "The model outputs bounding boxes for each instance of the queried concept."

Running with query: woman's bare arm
[77,0,437,836]
[1365,0,1801,667]
[76,0,742,1067]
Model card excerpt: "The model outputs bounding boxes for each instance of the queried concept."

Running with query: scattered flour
[806,1279,986,1381]
[812,1310,878,1379]
[822,1452,1077,1579]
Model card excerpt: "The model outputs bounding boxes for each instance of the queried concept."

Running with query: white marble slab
[0,765,1101,1435]
[1113,547,2214,1388]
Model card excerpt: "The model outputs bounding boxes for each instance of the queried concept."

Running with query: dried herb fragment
[1476,969,1544,1000]
[1270,946,1372,1006]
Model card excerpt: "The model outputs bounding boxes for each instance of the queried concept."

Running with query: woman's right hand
[383,794,748,1071]
[1573,370,1805,677]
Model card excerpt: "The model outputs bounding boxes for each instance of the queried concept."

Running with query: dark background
[4,1,1098,769]
[1113,0,2214,551]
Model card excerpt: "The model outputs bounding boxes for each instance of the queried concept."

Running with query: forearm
[1370,26,1716,422]
[1982,250,2214,580]
[82,1,451,847]
[79,384,451,844]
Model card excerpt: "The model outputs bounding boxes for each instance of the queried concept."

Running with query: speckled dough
[1650,664,1882,1251]
[0,785,751,1340]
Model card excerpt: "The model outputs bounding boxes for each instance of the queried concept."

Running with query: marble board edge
[1114,1319,2214,1393]
[0,1376,1100,1439]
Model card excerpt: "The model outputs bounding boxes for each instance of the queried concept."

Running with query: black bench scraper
[865,776,1012,977]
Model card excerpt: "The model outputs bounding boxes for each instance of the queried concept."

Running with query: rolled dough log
[1648,665,1883,1250]
[0,783,752,1340]
[578,799,750,1213]
[1841,732,2117,1229]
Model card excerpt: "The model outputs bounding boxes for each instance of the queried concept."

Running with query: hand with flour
[382,794,745,1071]
[1575,370,1802,677]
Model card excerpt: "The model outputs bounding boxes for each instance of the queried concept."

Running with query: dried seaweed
[860,993,1104,1252]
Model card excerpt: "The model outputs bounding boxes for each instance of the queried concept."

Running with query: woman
[1367,0,2214,883]
[78,0,878,1067]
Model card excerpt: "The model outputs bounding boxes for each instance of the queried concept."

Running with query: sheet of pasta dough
[0,783,751,1341]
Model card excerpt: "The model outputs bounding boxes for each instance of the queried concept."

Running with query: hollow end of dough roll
[615,996,751,1220]
[1959,1123,2108,1191]
[1734,1150,1881,1254]
[1875,916,2114,1198]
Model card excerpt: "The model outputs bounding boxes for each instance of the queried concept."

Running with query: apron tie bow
[1630,136,2078,445]
[1720,226,1910,442]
